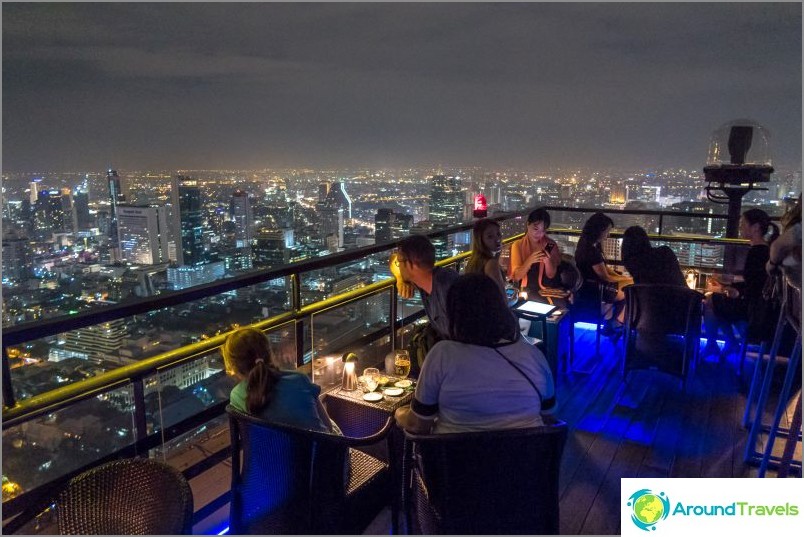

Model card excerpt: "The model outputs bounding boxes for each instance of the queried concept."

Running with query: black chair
[403,419,568,535]
[623,284,704,386]
[57,457,194,535]
[226,405,392,535]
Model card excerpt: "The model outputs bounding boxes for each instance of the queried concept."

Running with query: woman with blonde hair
[464,218,506,293]
[222,327,340,433]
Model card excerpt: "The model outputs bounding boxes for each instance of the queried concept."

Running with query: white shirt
[413,338,555,434]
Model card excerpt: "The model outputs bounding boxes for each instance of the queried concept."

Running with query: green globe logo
[627,489,670,531]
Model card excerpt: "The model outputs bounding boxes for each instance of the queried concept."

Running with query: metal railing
[1,205,748,532]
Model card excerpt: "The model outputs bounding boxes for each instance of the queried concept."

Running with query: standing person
[394,273,555,434]
[222,327,341,433]
[508,208,564,306]
[464,218,506,294]
[390,234,460,340]
[574,212,632,334]
[621,226,685,286]
[703,208,779,358]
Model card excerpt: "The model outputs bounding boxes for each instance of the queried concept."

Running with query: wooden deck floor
[555,325,801,535]
[365,324,801,535]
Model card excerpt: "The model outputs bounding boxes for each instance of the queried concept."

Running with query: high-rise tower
[230,190,254,248]
[118,205,170,265]
[429,175,463,227]
[170,175,206,266]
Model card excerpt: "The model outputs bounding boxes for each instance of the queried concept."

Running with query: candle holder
[685,269,699,290]
[341,352,359,391]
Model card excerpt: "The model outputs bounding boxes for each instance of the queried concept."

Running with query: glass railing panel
[300,253,393,307]
[309,290,391,380]
[150,413,230,476]
[4,276,293,402]
[661,214,728,237]
[1,384,136,497]
[144,350,231,436]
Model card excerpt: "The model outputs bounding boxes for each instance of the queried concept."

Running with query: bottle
[385,351,396,375]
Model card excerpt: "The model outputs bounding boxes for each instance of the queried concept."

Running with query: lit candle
[519,291,528,300]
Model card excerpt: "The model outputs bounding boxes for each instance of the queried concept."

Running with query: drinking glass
[362,367,380,392]
[394,350,411,378]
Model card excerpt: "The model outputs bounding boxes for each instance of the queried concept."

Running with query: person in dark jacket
[621,226,685,286]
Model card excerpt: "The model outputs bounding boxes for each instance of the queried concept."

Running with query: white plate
[362,392,383,402]
[394,380,412,388]
[383,387,404,397]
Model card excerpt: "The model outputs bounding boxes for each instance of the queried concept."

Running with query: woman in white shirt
[395,273,556,434]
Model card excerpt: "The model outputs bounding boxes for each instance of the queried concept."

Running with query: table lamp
[342,352,359,390]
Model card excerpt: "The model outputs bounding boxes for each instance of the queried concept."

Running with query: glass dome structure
[704,119,773,183]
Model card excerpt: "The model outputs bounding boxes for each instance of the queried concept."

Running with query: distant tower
[375,208,395,243]
[58,188,78,234]
[230,190,254,248]
[170,175,206,266]
[117,205,170,265]
[29,179,42,205]
[107,169,127,260]
[326,182,352,220]
[429,175,463,227]
[73,181,92,230]
[318,182,331,203]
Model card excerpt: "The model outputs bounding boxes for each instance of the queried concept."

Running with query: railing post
[132,379,148,456]
[658,214,664,235]
[295,320,306,368]
[390,286,398,352]
[290,273,301,311]
[2,346,17,409]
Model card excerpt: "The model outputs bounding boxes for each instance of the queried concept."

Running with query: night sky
[2,2,801,172]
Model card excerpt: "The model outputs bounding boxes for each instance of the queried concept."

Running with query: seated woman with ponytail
[222,327,341,433]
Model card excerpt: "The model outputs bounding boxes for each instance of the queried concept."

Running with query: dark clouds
[2,2,801,171]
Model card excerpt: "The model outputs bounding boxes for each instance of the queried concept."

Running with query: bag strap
[491,347,556,411]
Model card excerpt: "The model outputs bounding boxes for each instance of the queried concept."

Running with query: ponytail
[222,327,282,415]
[245,359,281,414]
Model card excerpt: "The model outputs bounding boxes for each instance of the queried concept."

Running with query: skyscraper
[29,179,42,205]
[325,182,352,220]
[73,184,92,231]
[319,205,344,249]
[229,190,253,248]
[429,175,463,227]
[106,169,127,251]
[32,190,65,241]
[117,205,170,265]
[375,208,394,243]
[170,175,206,266]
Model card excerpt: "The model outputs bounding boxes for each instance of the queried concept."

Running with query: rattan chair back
[57,457,193,535]
[405,420,568,535]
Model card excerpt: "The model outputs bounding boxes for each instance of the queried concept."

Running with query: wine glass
[394,350,411,378]
[362,367,380,392]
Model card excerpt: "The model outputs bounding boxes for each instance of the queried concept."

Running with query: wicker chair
[403,419,568,535]
[623,284,703,386]
[226,405,392,535]
[56,457,194,535]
